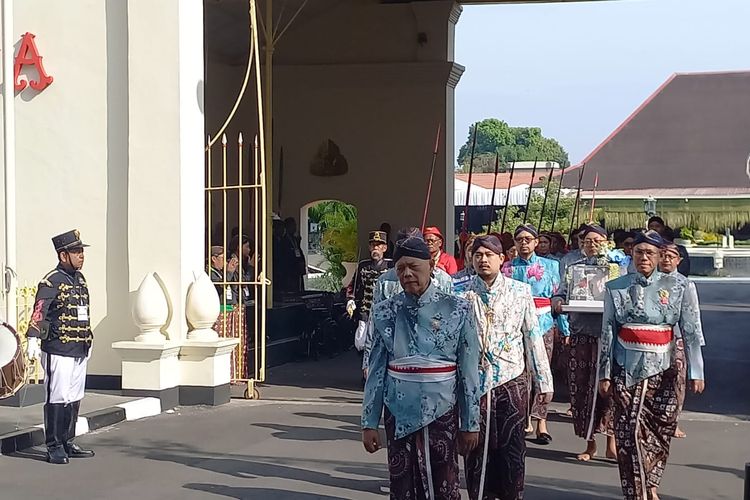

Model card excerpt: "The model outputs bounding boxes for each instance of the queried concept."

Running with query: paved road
[0,282,746,499]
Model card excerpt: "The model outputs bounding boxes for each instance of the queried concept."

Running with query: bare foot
[576,441,597,461]
[565,407,573,417]
[536,419,549,436]
[605,436,617,459]
[649,487,660,500]
[674,426,686,438]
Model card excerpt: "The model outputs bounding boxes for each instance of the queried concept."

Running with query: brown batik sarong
[568,334,614,439]
[613,364,679,500]
[213,308,247,379]
[674,339,687,413]
[385,407,460,500]
[465,374,528,500]
[530,328,555,420]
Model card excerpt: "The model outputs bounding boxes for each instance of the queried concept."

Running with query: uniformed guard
[346,230,393,350]
[25,230,95,464]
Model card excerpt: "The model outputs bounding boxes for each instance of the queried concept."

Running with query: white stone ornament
[186,271,220,341]
[132,273,169,343]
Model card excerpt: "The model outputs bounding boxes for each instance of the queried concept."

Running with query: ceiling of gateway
[204,0,605,66]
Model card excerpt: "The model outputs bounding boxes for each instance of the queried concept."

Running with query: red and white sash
[387,355,457,383]
[533,297,551,315]
[617,323,673,354]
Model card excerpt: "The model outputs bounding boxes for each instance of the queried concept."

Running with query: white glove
[346,300,357,318]
[354,320,367,351]
[26,337,41,360]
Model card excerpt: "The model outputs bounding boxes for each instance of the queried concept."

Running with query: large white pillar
[126,0,205,341]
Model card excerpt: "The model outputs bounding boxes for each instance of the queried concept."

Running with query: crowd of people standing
[359,215,704,500]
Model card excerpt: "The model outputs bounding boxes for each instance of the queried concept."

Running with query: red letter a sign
[14,32,53,92]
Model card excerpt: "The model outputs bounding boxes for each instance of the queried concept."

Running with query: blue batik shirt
[459,275,553,395]
[451,266,476,294]
[599,271,706,387]
[503,253,566,337]
[362,267,454,370]
[361,284,481,439]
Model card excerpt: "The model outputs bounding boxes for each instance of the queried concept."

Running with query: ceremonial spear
[461,123,479,235]
[538,162,555,230]
[522,158,538,225]
[420,123,442,233]
[567,162,587,244]
[588,172,600,223]
[499,160,516,234]
[550,163,566,232]
[486,153,501,233]
[458,124,479,264]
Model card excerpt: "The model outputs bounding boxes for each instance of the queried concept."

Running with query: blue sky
[455,0,750,165]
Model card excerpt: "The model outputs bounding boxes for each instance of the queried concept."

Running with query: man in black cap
[25,230,95,464]
[598,230,705,500]
[361,236,480,499]
[552,223,618,462]
[347,230,393,350]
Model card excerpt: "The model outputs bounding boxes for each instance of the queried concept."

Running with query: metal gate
[205,0,269,399]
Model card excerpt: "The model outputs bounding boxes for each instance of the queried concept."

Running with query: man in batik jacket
[460,235,553,500]
[599,231,706,500]
[362,237,481,500]
[503,224,566,443]
[552,224,617,461]
[362,228,453,378]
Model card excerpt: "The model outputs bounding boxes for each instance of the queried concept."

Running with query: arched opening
[300,200,359,292]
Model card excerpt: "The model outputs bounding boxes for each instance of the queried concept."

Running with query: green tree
[457,119,569,172]
[490,179,599,236]
[308,201,358,291]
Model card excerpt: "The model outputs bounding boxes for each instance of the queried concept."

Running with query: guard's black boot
[64,401,94,458]
[44,403,69,465]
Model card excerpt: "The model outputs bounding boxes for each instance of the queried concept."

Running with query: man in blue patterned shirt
[460,235,552,500]
[362,237,481,500]
[598,231,705,500]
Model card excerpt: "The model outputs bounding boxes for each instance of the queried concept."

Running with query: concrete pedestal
[179,339,239,406]
[112,341,181,410]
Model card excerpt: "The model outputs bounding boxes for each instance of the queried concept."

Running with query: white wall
[11,0,121,376]
[4,0,206,378]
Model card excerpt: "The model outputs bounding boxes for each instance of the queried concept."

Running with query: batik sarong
[213,308,247,380]
[385,407,460,500]
[530,328,554,420]
[613,363,679,500]
[674,339,686,414]
[568,333,614,439]
[465,374,528,500]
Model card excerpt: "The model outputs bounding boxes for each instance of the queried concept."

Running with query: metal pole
[486,153,500,233]
[262,0,274,306]
[461,124,479,234]
[550,165,565,232]
[522,158,538,225]
[250,0,268,382]
[588,171,599,223]
[568,163,586,244]
[420,123,441,233]
[538,163,554,230]
[499,160,516,234]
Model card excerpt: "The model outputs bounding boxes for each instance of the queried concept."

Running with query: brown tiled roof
[455,170,554,190]
[562,71,750,193]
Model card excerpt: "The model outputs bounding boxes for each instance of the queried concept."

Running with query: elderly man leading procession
[359,212,706,500]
